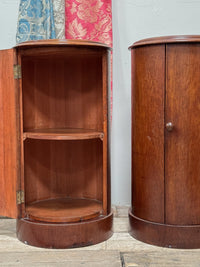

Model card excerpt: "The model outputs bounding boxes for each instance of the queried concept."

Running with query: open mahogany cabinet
[0,40,113,248]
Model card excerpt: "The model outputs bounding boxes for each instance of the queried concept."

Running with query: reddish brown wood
[0,49,19,218]
[24,128,104,141]
[130,35,200,248]
[129,35,200,49]
[17,52,25,219]
[24,139,103,205]
[16,39,111,49]
[26,198,102,223]
[102,51,109,215]
[19,47,105,59]
[0,40,112,248]
[17,213,113,249]
[129,210,200,249]
[132,45,165,223]
[165,44,200,225]
[21,49,103,132]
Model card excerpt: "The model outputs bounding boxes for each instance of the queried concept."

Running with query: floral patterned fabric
[16,0,56,43]
[65,0,112,47]
[52,0,65,39]
[65,0,113,113]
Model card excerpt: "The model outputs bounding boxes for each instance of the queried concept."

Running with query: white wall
[111,0,200,205]
[0,0,20,49]
[1,0,200,206]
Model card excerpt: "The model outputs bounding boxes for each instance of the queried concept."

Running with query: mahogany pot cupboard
[0,40,113,248]
[129,35,200,249]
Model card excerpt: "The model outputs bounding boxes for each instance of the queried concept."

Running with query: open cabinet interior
[0,40,112,248]
[22,47,103,132]
[21,46,104,223]
[24,139,103,223]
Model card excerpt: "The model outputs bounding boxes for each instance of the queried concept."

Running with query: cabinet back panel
[132,45,165,223]
[21,51,103,131]
[166,44,200,225]
[24,139,103,204]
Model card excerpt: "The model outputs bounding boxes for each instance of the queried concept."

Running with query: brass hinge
[13,65,22,79]
[16,190,24,205]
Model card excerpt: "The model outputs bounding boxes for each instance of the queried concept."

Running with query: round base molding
[129,210,200,249]
[17,213,113,249]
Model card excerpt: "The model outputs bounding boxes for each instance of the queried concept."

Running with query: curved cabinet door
[165,44,200,225]
[0,49,19,218]
[132,45,165,223]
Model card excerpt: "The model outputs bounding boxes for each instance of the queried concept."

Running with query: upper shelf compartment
[20,43,107,133]
[24,128,104,141]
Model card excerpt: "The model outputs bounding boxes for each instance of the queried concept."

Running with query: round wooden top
[129,35,200,49]
[16,39,111,50]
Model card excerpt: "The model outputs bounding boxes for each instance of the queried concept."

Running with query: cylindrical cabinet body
[0,40,113,248]
[129,36,200,248]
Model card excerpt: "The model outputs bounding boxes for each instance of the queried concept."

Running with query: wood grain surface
[26,197,102,223]
[131,45,165,223]
[130,36,200,248]
[129,35,200,49]
[16,39,111,49]
[165,44,200,225]
[17,213,113,248]
[21,49,103,132]
[24,139,103,206]
[0,49,19,218]
[129,211,200,249]
[0,41,112,248]
[24,128,104,141]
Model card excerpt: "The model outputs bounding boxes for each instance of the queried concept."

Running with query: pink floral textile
[65,0,112,47]
[65,0,113,113]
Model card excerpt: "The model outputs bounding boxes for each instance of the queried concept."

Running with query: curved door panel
[132,45,165,223]
[166,44,200,225]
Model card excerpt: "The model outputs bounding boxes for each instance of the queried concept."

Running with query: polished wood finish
[0,49,19,218]
[26,198,102,223]
[132,45,165,223]
[17,213,113,249]
[24,128,104,141]
[0,40,112,248]
[24,139,103,205]
[129,211,200,249]
[165,44,200,225]
[130,36,200,248]
[102,51,109,215]
[129,35,200,49]
[16,39,111,49]
[21,49,103,132]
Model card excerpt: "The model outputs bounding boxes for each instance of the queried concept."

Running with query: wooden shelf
[26,197,102,223]
[23,128,104,141]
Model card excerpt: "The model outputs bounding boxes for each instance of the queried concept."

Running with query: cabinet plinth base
[17,213,113,249]
[129,210,200,249]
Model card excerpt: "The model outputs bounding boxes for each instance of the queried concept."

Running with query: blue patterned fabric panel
[16,0,56,43]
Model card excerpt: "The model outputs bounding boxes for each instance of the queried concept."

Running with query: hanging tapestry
[52,0,65,39]
[65,0,112,47]
[16,0,56,43]
[65,0,113,113]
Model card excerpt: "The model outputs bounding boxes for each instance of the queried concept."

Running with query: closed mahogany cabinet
[0,40,113,248]
[129,36,200,248]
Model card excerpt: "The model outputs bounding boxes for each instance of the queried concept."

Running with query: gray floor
[1,207,200,266]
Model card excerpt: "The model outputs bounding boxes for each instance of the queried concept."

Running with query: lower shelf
[26,197,102,223]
